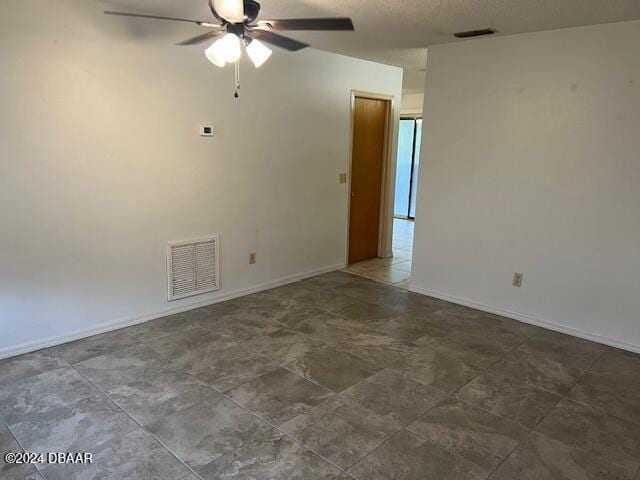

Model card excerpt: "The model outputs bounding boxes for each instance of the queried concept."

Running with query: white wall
[0,0,402,358]
[401,93,424,116]
[412,20,640,353]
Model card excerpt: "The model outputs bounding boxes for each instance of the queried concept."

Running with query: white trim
[0,262,345,360]
[409,285,640,355]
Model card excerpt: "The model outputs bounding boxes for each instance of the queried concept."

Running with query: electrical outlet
[249,252,256,265]
[513,272,524,288]
[339,173,348,184]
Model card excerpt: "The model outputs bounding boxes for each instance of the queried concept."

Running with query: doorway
[394,117,422,219]
[347,95,391,265]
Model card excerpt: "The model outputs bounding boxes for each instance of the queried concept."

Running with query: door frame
[345,90,398,266]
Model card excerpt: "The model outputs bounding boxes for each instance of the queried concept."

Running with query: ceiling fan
[105,0,354,96]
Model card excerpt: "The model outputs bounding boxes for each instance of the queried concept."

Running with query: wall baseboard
[0,263,345,360]
[409,285,640,355]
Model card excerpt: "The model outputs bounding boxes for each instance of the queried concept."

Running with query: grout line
[122,337,350,475]
[16,272,636,479]
[68,365,201,480]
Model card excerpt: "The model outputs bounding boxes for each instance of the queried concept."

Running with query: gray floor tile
[225,368,333,425]
[369,314,450,344]
[157,331,239,370]
[286,345,381,392]
[589,349,640,386]
[492,431,638,480]
[303,271,371,290]
[3,273,637,480]
[292,289,360,313]
[279,311,369,345]
[492,349,584,395]
[142,326,232,360]
[256,282,318,302]
[1,462,42,480]
[264,299,332,326]
[228,293,286,316]
[42,427,189,480]
[455,371,561,428]
[147,397,271,469]
[74,344,172,392]
[336,332,418,369]
[393,348,481,394]
[198,300,242,320]
[407,397,529,470]
[179,344,281,392]
[192,301,281,337]
[1,420,42,480]
[334,300,402,324]
[242,328,325,365]
[124,312,203,343]
[197,429,340,479]
[434,331,513,369]
[106,366,219,426]
[341,369,446,426]
[566,372,640,425]
[279,396,400,469]
[517,330,607,370]
[0,419,16,450]
[347,430,489,480]
[214,310,286,338]
[344,286,412,314]
[0,351,68,385]
[47,330,141,364]
[8,393,138,455]
[0,367,96,424]
[432,310,540,348]
[536,398,640,463]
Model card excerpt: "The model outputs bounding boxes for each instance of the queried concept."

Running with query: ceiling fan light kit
[105,0,354,97]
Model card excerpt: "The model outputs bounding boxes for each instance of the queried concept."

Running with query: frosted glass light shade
[205,39,227,67]
[246,39,272,68]
[205,33,242,67]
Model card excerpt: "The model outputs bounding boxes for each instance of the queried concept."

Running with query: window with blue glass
[394,118,422,219]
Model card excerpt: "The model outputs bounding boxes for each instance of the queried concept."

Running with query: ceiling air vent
[454,28,496,39]
[167,236,219,301]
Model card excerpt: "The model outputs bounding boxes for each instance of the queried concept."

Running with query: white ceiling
[102,0,640,71]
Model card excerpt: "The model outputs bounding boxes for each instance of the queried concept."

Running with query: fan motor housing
[243,0,261,24]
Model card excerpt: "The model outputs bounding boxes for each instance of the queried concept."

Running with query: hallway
[344,218,413,288]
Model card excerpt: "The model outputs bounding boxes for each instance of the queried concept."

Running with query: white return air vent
[167,235,219,301]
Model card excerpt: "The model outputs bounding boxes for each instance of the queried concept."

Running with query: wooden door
[348,97,388,264]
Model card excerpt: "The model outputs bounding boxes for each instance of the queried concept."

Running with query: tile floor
[1,271,640,479]
[344,218,414,288]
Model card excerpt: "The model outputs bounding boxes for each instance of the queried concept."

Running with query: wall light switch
[339,173,348,184]
[199,124,214,137]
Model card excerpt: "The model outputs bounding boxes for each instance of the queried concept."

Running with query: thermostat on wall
[199,124,214,137]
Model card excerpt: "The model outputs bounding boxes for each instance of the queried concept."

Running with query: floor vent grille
[167,235,219,301]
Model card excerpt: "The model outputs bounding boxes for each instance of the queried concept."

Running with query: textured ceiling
[101,0,640,71]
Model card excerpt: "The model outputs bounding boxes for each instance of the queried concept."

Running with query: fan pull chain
[234,61,240,98]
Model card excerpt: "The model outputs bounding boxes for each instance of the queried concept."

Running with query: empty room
[1,1,640,479]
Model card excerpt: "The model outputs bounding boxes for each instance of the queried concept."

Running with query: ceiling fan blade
[257,18,354,31]
[211,0,245,23]
[176,30,225,46]
[249,30,309,51]
[104,11,220,27]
